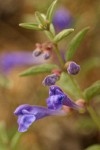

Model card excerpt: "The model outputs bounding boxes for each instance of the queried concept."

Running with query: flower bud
[33,48,42,57]
[43,50,51,60]
[32,43,42,57]
[67,61,80,75]
[42,74,60,86]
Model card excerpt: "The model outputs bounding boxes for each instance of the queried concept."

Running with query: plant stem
[47,30,65,68]
[54,43,65,68]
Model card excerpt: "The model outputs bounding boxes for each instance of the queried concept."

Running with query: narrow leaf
[35,11,45,26]
[66,27,90,61]
[84,80,100,101]
[79,57,100,80]
[44,30,54,40]
[50,24,56,36]
[19,23,43,30]
[46,0,57,23]
[19,64,59,76]
[53,29,74,43]
[85,144,100,150]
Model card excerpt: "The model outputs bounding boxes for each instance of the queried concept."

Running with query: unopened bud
[66,61,80,75]
[33,48,42,57]
[43,50,51,60]
[32,43,42,57]
[42,74,60,86]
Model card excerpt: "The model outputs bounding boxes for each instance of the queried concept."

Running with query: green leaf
[85,144,100,150]
[19,23,43,30]
[53,29,74,43]
[57,72,81,99]
[19,64,59,77]
[66,27,90,61]
[44,30,54,40]
[46,0,57,23]
[50,24,56,36]
[35,11,46,26]
[80,57,100,77]
[84,80,100,101]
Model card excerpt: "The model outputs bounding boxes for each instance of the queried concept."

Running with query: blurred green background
[0,0,100,149]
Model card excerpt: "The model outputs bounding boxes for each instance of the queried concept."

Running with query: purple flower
[67,61,80,75]
[42,74,59,86]
[53,8,73,32]
[47,85,81,110]
[0,51,46,74]
[14,104,65,132]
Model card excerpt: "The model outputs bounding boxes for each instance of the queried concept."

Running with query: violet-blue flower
[0,51,46,74]
[14,104,65,132]
[53,7,73,32]
[47,85,81,110]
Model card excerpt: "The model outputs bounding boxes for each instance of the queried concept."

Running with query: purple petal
[14,104,65,132]
[0,51,46,74]
[49,85,63,96]
[63,96,81,110]
[48,86,81,110]
[47,94,65,110]
[14,104,33,115]
[18,115,36,132]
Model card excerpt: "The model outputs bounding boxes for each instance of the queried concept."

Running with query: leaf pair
[19,0,58,31]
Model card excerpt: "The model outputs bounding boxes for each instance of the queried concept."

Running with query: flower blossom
[47,85,81,110]
[14,86,81,132]
[0,51,46,74]
[53,7,73,32]
[14,104,65,132]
